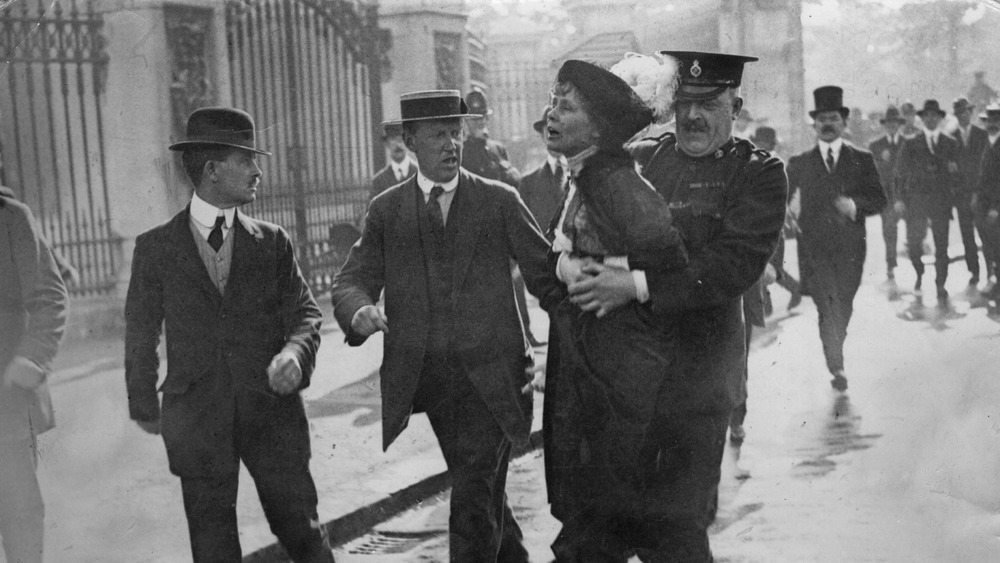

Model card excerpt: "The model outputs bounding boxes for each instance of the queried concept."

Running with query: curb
[243,428,545,562]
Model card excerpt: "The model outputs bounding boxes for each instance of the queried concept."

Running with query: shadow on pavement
[305,369,382,427]
[791,394,881,480]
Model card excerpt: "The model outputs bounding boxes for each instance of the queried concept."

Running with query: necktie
[427,185,445,240]
[395,167,403,182]
[208,215,225,252]
[826,147,835,173]
[930,135,937,154]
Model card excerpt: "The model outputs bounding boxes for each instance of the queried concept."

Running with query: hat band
[401,97,467,121]
[676,85,731,101]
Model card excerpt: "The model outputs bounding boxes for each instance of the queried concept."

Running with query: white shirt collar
[818,137,844,157]
[990,132,1000,146]
[391,155,412,175]
[190,192,236,229]
[416,169,459,195]
[547,154,566,174]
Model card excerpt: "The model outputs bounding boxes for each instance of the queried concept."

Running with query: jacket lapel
[223,210,263,305]
[450,171,486,290]
[171,206,224,303]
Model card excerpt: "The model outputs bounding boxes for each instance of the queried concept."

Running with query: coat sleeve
[124,233,165,422]
[274,227,323,389]
[8,201,67,371]
[850,149,888,218]
[501,187,565,313]
[645,153,788,314]
[330,197,387,345]
[980,146,1000,212]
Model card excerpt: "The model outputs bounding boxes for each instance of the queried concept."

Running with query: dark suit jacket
[330,169,562,451]
[1,194,67,440]
[898,131,960,207]
[518,160,565,234]
[980,142,1000,213]
[125,208,322,477]
[369,160,418,201]
[868,135,904,205]
[462,137,521,188]
[952,124,990,193]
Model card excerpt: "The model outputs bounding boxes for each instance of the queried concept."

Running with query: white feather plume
[610,52,680,123]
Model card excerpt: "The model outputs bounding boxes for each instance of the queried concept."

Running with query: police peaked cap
[657,51,758,101]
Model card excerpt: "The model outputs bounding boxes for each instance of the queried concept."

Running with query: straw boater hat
[168,107,271,155]
[384,90,475,126]
[981,102,1000,121]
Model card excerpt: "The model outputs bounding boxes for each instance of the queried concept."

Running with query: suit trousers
[954,193,981,276]
[807,251,864,374]
[880,205,901,270]
[728,324,755,429]
[974,208,1000,276]
[413,353,528,563]
[0,436,42,563]
[904,195,952,287]
[177,366,331,563]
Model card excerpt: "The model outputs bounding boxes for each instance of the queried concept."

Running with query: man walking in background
[787,86,887,392]
[868,105,906,285]
[369,122,417,201]
[950,97,990,288]
[125,107,332,562]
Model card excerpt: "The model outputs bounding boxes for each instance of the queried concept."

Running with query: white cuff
[632,270,649,303]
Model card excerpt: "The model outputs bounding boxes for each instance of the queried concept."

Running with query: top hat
[809,86,849,119]
[953,97,975,115]
[980,103,1000,121]
[750,126,777,148]
[916,99,946,118]
[556,59,653,148]
[168,107,271,155]
[879,106,905,124]
[656,51,758,101]
[532,106,550,134]
[465,90,493,117]
[385,90,475,125]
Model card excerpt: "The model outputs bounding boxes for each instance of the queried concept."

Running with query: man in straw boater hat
[897,99,961,306]
[125,107,332,562]
[950,97,991,289]
[565,50,788,561]
[787,86,887,393]
[868,105,907,285]
[330,90,562,561]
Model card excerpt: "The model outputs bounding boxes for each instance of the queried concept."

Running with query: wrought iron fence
[226,0,385,294]
[0,0,120,296]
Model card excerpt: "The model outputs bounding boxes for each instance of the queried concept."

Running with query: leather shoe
[830,371,848,392]
[729,424,746,445]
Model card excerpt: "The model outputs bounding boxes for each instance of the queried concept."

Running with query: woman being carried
[542,56,688,559]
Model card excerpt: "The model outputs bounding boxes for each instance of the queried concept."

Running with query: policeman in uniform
[565,51,787,561]
[462,89,521,187]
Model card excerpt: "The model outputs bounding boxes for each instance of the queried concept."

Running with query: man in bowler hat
[571,51,788,561]
[369,122,417,201]
[330,90,562,561]
[125,107,332,562]
[950,97,991,287]
[868,105,907,285]
[787,86,887,392]
[897,99,960,304]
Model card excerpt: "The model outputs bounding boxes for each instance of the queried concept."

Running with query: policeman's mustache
[681,119,709,132]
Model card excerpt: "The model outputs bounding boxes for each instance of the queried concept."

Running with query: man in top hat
[787,86,887,392]
[950,97,991,287]
[569,50,788,561]
[897,99,961,304]
[369,122,417,201]
[868,105,907,284]
[976,103,1000,294]
[125,107,332,562]
[330,90,562,561]
[462,88,522,188]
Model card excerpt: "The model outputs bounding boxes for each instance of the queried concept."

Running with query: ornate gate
[0,0,120,296]
[226,0,386,294]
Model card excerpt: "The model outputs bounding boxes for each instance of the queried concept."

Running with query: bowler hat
[556,59,653,148]
[750,126,777,149]
[532,106,550,134]
[386,90,475,125]
[900,102,916,117]
[953,97,975,115]
[916,99,946,118]
[880,105,905,124]
[656,51,758,101]
[168,107,271,155]
[809,86,849,119]
[382,122,403,139]
[466,90,493,117]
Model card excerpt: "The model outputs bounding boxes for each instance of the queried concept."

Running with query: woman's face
[546,84,600,157]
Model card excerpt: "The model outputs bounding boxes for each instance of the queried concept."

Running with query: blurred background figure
[1,189,68,563]
[462,89,522,187]
[977,103,1000,297]
[369,122,417,201]
[967,71,998,124]
[868,105,906,286]
[900,101,923,139]
[950,97,990,289]
[734,108,756,138]
[517,107,566,236]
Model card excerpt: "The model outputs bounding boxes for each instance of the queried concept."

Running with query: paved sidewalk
[33,297,549,562]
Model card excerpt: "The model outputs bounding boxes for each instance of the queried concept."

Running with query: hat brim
[916,110,946,118]
[809,107,850,119]
[168,140,271,156]
[879,117,906,124]
[382,113,476,126]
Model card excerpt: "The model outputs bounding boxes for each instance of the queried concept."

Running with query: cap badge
[690,59,702,78]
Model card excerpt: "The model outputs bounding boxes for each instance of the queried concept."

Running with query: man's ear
[732,96,745,121]
[203,160,217,183]
[403,131,416,153]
